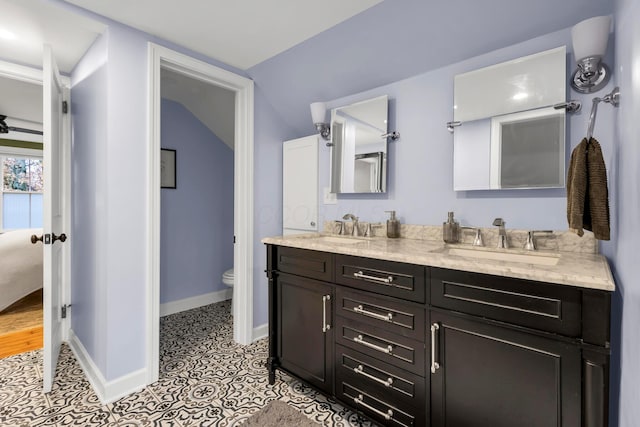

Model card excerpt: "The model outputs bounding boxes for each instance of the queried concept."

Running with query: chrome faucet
[343,213,361,237]
[523,230,553,251]
[462,227,484,247]
[492,218,508,249]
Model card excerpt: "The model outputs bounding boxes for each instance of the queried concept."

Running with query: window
[1,156,43,230]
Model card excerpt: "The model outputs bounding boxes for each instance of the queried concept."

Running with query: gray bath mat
[242,400,319,426]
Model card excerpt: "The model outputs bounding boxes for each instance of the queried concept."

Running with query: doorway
[0,60,71,374]
[158,68,235,316]
[147,43,255,385]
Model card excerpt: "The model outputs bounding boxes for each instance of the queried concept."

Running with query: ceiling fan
[0,115,43,135]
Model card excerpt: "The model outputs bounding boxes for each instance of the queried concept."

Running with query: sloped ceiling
[161,69,235,150]
[62,0,383,69]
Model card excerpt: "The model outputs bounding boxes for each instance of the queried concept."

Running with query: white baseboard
[252,323,268,341]
[160,288,232,317]
[68,330,146,405]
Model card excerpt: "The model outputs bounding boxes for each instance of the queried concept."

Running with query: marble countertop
[262,233,615,292]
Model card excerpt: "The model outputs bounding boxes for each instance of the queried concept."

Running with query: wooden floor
[0,289,43,358]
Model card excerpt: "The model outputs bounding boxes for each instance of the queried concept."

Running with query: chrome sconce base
[571,58,610,94]
[314,122,331,141]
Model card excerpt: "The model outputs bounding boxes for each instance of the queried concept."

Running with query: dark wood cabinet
[429,309,581,427]
[276,272,334,394]
[266,244,612,427]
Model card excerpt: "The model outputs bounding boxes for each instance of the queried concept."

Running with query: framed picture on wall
[161,149,176,189]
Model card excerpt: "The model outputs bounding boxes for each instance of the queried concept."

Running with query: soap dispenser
[443,211,460,243]
[385,210,400,238]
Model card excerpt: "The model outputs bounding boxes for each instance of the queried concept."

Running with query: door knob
[52,233,67,244]
[30,234,43,244]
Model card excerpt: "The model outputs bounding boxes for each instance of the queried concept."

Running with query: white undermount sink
[314,236,368,245]
[447,247,560,266]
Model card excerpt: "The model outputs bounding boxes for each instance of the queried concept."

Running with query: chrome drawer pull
[354,394,393,421]
[322,295,331,333]
[431,323,440,374]
[353,271,394,284]
[353,305,393,322]
[354,364,394,388]
[354,334,393,355]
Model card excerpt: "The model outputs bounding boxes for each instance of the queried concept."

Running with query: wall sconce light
[571,15,612,93]
[310,102,331,141]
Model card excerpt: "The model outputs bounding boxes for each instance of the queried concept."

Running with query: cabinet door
[282,135,318,233]
[430,310,581,427]
[277,273,333,394]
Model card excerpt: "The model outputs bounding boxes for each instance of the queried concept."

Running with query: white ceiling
[161,69,236,149]
[0,0,105,74]
[0,76,42,123]
[63,0,383,70]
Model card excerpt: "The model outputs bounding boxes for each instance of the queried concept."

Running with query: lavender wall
[63,1,293,382]
[248,28,617,336]
[98,23,150,381]
[252,86,298,322]
[611,0,640,425]
[70,31,108,375]
[160,99,234,304]
[312,28,617,234]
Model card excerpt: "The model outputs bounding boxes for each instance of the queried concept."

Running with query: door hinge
[61,304,72,319]
[233,235,236,244]
[62,100,68,114]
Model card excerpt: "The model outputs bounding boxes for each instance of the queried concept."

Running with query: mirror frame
[330,95,389,194]
[453,46,567,191]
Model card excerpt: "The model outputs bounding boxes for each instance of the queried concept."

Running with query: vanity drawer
[335,255,426,303]
[335,316,425,376]
[336,287,425,341]
[431,268,581,337]
[276,246,333,282]
[338,381,420,427]
[335,344,426,414]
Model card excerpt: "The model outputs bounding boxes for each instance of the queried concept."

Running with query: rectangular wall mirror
[453,46,567,191]
[330,95,388,193]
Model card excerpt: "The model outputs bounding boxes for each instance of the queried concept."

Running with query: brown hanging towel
[566,137,610,240]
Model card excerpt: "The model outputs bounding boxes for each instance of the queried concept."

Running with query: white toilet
[222,269,234,312]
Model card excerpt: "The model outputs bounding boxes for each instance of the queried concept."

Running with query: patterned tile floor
[0,300,374,426]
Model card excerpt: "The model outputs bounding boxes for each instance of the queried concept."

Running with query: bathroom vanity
[263,233,613,427]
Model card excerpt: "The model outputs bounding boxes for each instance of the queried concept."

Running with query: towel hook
[587,87,620,140]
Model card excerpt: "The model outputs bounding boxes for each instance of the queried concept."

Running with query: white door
[42,45,66,393]
[283,135,318,234]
